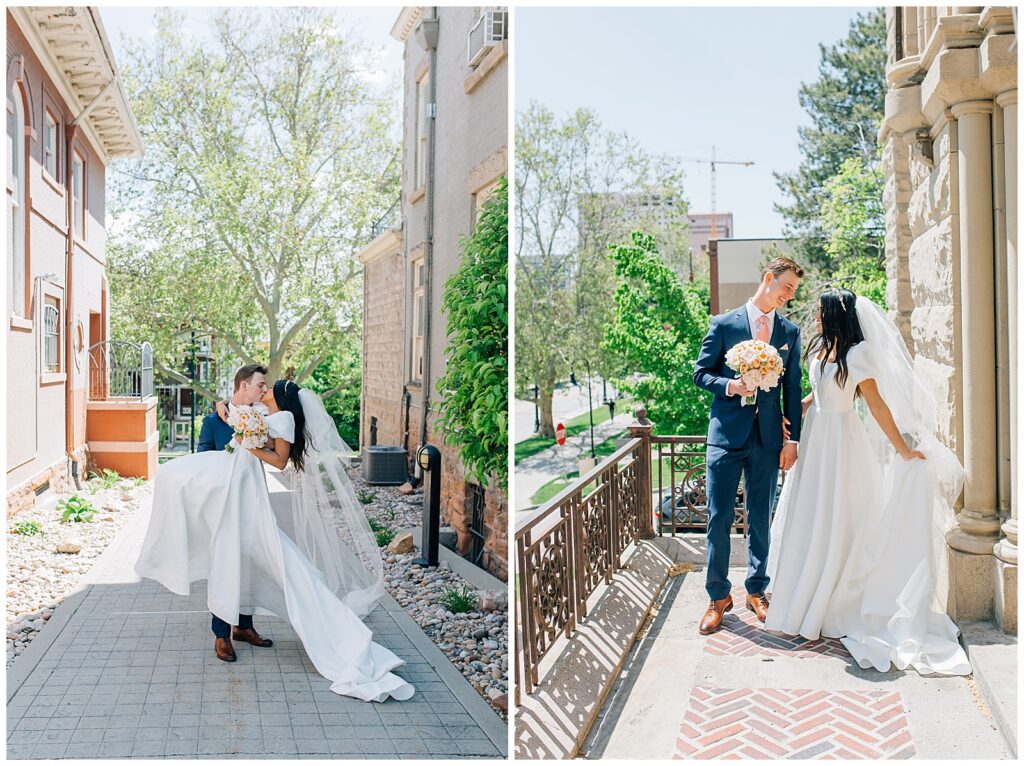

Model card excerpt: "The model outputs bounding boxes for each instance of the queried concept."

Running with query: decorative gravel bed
[6,477,152,667]
[345,466,510,720]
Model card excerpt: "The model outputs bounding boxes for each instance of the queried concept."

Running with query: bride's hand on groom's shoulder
[216,400,229,422]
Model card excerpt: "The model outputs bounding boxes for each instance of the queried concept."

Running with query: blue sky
[515,6,874,238]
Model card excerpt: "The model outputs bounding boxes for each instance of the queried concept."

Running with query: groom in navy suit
[693,257,804,635]
[196,363,275,661]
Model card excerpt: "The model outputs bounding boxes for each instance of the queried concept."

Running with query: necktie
[756,315,770,343]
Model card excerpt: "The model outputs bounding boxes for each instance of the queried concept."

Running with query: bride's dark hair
[805,287,865,389]
[273,379,308,471]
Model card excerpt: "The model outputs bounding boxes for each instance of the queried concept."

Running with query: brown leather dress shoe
[699,594,734,635]
[215,637,237,662]
[232,627,273,648]
[745,592,770,622]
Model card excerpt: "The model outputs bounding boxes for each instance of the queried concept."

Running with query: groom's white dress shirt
[730,300,797,445]
[744,300,776,340]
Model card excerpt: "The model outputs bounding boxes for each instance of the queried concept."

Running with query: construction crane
[679,146,754,240]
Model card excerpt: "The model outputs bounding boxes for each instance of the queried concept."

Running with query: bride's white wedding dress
[765,299,971,676]
[134,406,414,702]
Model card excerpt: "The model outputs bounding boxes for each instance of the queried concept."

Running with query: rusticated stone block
[911,352,961,452]
[908,218,956,305]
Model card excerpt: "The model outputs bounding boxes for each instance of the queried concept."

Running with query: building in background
[359,6,508,579]
[881,6,1016,633]
[688,211,734,274]
[709,237,792,313]
[7,7,147,514]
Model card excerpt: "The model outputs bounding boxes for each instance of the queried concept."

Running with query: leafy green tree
[603,232,712,436]
[302,335,362,447]
[108,8,399,395]
[820,155,886,306]
[515,102,689,437]
[774,9,887,271]
[434,179,508,491]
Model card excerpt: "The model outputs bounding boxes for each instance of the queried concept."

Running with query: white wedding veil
[852,297,965,603]
[286,388,385,617]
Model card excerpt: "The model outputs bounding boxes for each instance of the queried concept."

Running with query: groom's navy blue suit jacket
[196,411,233,452]
[693,306,803,451]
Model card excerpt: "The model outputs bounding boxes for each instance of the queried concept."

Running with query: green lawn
[515,398,632,464]
[527,430,627,505]
[528,439,706,508]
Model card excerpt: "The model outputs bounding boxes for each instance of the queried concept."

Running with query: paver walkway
[514,413,630,513]
[6,489,507,760]
[583,563,1013,760]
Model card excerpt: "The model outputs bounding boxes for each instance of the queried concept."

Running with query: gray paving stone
[5,500,507,760]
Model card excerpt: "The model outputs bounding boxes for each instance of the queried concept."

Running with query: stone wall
[360,234,406,450]
[882,7,1017,629]
[6,444,88,517]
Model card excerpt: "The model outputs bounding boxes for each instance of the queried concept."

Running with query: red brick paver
[704,585,851,659]
[673,687,916,760]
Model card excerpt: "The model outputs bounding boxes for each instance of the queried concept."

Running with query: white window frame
[411,259,425,382]
[413,73,428,193]
[43,111,57,179]
[473,177,501,227]
[43,296,61,373]
[8,90,26,318]
[72,150,85,238]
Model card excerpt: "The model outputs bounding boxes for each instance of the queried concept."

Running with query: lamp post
[533,383,540,433]
[189,330,197,453]
[579,358,596,460]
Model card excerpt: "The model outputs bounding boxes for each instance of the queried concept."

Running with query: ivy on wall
[435,177,509,491]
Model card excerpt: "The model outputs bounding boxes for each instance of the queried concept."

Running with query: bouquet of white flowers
[224,405,269,453]
[725,340,784,406]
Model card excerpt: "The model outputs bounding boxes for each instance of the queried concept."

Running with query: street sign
[555,423,567,446]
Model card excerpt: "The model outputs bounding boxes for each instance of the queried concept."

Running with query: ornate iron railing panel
[88,340,154,401]
[652,435,748,536]
[515,437,645,696]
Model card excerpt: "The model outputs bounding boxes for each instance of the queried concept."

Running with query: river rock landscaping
[345,465,510,720]
[6,473,152,667]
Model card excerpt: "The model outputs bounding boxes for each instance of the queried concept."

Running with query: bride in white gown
[134,379,415,702]
[765,289,971,676]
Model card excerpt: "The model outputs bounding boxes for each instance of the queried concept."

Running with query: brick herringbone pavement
[704,585,851,660]
[673,687,916,760]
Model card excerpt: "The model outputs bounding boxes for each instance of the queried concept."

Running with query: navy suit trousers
[705,425,779,601]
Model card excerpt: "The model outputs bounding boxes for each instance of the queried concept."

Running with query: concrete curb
[962,620,1018,757]
[397,525,507,592]
[377,592,508,754]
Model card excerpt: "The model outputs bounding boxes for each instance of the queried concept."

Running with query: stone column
[944,100,1001,620]
[993,89,1017,633]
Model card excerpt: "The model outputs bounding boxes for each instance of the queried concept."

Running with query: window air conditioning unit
[362,446,408,485]
[467,9,508,67]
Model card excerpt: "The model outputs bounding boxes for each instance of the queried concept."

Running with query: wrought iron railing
[652,435,747,536]
[88,340,154,401]
[515,417,653,698]
[515,409,760,701]
[370,197,401,239]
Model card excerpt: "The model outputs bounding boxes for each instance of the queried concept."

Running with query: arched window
[7,86,26,317]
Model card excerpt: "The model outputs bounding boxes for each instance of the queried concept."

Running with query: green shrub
[357,489,377,505]
[12,520,43,536]
[439,584,477,614]
[375,527,396,547]
[58,495,96,523]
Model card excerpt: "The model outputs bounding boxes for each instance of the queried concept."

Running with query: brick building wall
[358,6,508,580]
